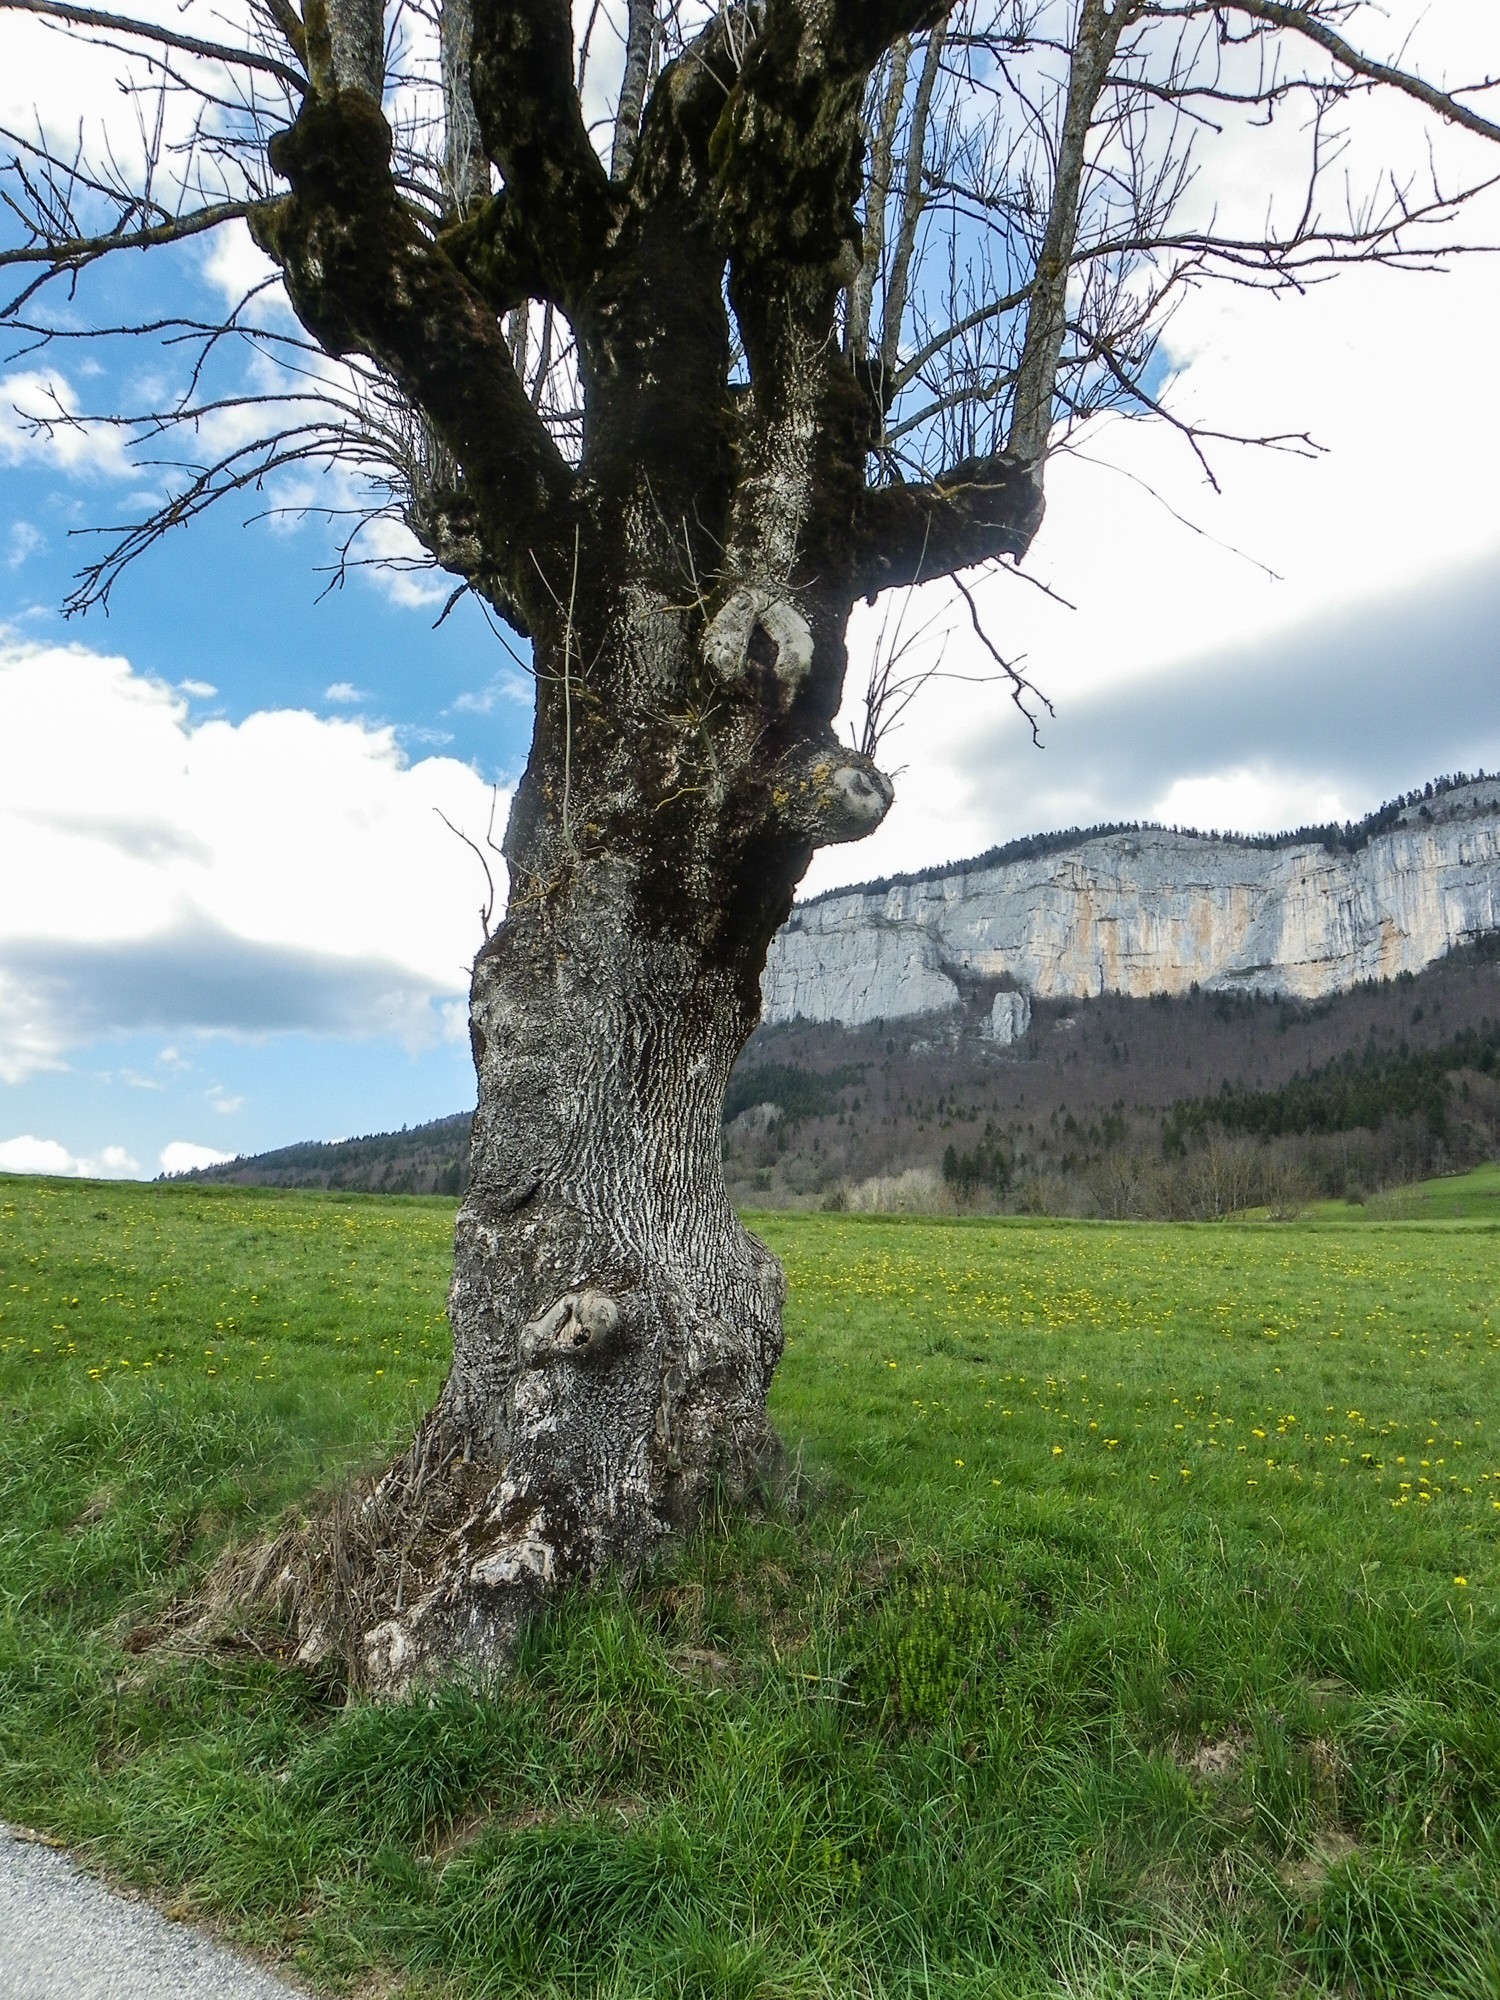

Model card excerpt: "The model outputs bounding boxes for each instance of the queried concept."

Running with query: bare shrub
[1014,1171,1088,1218]
[1086,1150,1160,1221]
[845,1167,950,1214]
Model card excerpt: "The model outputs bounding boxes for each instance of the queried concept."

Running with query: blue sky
[3,3,1500,1178]
[1,309,533,758]
[1,229,539,1175]
[0,480,533,1172]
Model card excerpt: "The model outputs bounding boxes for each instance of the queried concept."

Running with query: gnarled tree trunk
[363,940,787,1683]
[294,557,907,1691]
[233,1,1044,1693]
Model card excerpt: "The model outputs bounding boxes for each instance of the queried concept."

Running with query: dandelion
[1454,1576,1469,1587]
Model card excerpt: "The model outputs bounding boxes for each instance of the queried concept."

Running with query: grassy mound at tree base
[2,1180,1499,1998]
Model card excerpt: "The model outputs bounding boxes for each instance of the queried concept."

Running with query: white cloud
[207,1086,245,1114]
[325,681,368,704]
[160,1140,232,1175]
[812,162,1500,893]
[354,515,450,608]
[0,1134,141,1178]
[1149,770,1354,841]
[0,964,70,1083]
[6,522,43,569]
[0,0,258,173]
[178,679,217,699]
[201,220,287,315]
[0,641,507,1080]
[824,554,1500,893]
[452,673,534,716]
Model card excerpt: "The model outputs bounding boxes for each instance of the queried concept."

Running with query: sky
[2,1,1499,1178]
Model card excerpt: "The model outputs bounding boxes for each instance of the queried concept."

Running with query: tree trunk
[359,869,789,1690]
[269,563,880,1694]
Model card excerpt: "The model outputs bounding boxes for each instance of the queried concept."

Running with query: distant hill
[726,932,1500,1212]
[179,935,1500,1214]
[766,777,1500,1029]
[180,1112,470,1195]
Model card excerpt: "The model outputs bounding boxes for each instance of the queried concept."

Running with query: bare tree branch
[888,282,1034,395]
[463,0,615,309]
[610,0,657,178]
[847,36,908,360]
[435,786,506,937]
[0,0,306,88]
[879,16,947,383]
[1194,1,1500,147]
[852,448,1044,596]
[321,0,384,98]
[5,0,1498,636]
[0,199,258,285]
[951,566,1053,745]
[1007,0,1132,462]
[439,0,489,213]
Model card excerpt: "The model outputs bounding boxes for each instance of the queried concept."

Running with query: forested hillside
[181,1113,470,1195]
[183,939,1500,1217]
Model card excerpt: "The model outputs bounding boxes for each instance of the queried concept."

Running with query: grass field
[3,1178,1499,1998]
[1313,1162,1500,1224]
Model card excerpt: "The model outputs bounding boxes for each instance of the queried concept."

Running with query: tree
[3,0,1496,1691]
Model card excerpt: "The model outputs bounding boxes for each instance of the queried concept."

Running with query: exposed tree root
[149,1417,486,1694]
[160,1403,787,1699]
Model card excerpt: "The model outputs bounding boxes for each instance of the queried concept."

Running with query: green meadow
[1314,1161,1500,1224]
[2,1177,1499,1998]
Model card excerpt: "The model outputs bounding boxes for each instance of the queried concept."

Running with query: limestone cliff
[763,781,1500,1028]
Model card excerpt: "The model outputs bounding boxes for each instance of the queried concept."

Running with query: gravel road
[0,1824,305,1999]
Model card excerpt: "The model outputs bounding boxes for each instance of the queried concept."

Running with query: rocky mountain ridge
[763,779,1500,1028]
[181,935,1500,1213]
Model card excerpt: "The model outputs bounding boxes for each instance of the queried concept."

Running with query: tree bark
[274,551,898,1692]
[231,9,1043,1693]
[365,895,785,1686]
